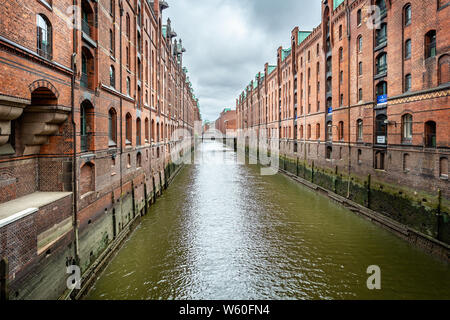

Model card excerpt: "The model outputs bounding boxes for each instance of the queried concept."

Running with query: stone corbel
[21,105,70,155]
[0,95,29,147]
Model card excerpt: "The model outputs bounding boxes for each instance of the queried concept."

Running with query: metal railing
[82,19,91,37]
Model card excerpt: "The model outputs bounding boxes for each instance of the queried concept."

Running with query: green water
[86,141,449,300]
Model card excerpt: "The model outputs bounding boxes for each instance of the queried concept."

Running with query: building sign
[377,136,386,144]
[377,94,387,104]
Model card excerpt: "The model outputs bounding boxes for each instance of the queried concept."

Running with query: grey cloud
[165,0,321,122]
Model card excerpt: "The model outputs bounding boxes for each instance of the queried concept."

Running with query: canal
[86,141,449,300]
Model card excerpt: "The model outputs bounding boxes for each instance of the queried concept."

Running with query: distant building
[215,108,237,136]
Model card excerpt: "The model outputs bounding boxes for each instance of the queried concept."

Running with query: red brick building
[0,0,200,299]
[237,0,449,243]
[215,108,237,136]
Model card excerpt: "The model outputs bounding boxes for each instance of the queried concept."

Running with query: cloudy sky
[165,0,322,122]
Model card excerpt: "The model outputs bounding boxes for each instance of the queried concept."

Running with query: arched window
[404,4,412,26]
[376,23,387,47]
[125,113,132,144]
[300,125,304,139]
[109,29,114,54]
[357,119,363,141]
[405,39,411,59]
[438,54,450,85]
[37,14,52,59]
[405,74,412,92]
[339,47,343,61]
[338,121,344,141]
[326,121,333,141]
[108,108,117,145]
[376,52,387,74]
[402,113,413,141]
[151,119,155,142]
[81,0,93,37]
[425,30,436,59]
[359,62,363,75]
[357,9,362,26]
[316,123,321,139]
[424,121,436,147]
[358,88,363,101]
[80,162,95,195]
[80,100,94,152]
[110,65,115,88]
[357,35,363,53]
[339,25,342,40]
[307,124,311,139]
[136,118,141,146]
[126,13,131,38]
[145,118,149,143]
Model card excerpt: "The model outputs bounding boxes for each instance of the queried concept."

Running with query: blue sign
[327,107,332,114]
[377,94,387,104]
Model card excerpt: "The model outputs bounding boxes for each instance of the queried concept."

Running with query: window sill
[38,0,52,11]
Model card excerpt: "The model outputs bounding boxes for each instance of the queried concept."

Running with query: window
[81,0,93,37]
[357,119,363,141]
[145,118,149,143]
[358,149,362,164]
[110,29,114,54]
[377,81,387,98]
[307,124,311,139]
[375,114,387,145]
[340,94,344,106]
[80,103,87,152]
[358,88,363,101]
[404,4,411,26]
[339,25,342,40]
[338,121,344,140]
[424,121,436,147]
[340,71,343,83]
[108,108,117,145]
[137,153,142,168]
[357,9,362,26]
[403,153,410,172]
[326,121,333,141]
[402,114,413,141]
[376,0,387,16]
[126,13,130,38]
[376,52,387,74]
[37,14,52,59]
[405,74,411,92]
[339,47,343,61]
[425,30,436,59]
[357,36,363,53]
[316,123,321,139]
[405,39,411,59]
[359,62,363,75]
[125,113,132,145]
[126,77,131,96]
[110,66,115,88]
[376,23,387,46]
[136,118,141,146]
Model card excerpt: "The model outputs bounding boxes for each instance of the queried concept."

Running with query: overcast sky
[165,0,322,122]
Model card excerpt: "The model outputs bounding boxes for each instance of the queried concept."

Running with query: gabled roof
[298,31,312,45]
[281,48,291,61]
[334,0,345,10]
[268,65,277,75]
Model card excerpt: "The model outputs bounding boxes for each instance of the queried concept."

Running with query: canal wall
[245,146,449,262]
[64,159,187,300]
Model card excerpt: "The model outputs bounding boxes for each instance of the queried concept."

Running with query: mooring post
[0,258,9,301]
[367,174,371,209]
[296,157,299,176]
[311,161,315,183]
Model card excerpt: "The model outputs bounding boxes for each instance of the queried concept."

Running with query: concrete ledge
[0,207,38,228]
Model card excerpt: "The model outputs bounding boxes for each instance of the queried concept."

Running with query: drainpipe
[346,3,352,199]
[71,0,80,265]
[119,2,124,230]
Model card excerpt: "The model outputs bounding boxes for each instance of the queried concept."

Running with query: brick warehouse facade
[0,0,200,299]
[237,0,449,247]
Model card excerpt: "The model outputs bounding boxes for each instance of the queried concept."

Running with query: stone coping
[0,192,72,228]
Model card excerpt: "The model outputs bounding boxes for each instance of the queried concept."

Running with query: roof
[268,65,277,75]
[162,26,167,38]
[298,31,312,45]
[281,48,291,61]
